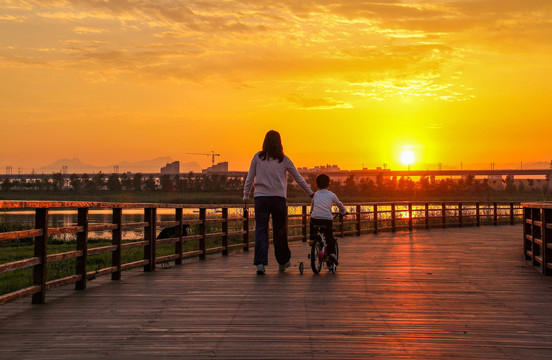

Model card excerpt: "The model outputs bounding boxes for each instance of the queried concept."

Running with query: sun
[400,150,415,166]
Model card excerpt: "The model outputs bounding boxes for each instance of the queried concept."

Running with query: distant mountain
[39,158,99,173]
[38,157,202,173]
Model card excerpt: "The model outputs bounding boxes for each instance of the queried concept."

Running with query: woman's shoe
[256,264,265,275]
[278,261,291,272]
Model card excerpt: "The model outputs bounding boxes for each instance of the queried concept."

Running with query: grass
[0,190,247,204]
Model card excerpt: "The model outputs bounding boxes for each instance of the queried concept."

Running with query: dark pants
[310,218,336,255]
[254,196,290,266]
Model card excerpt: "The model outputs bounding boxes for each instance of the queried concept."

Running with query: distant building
[298,164,341,173]
[160,161,180,175]
[203,162,229,173]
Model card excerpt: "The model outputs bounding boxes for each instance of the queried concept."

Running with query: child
[310,174,347,265]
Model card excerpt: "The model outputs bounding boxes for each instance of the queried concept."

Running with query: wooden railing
[522,202,552,275]
[0,201,522,305]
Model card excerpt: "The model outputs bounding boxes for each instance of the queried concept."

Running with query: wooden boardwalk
[1,225,552,359]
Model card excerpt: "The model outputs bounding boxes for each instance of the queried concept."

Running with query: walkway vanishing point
[2,225,552,359]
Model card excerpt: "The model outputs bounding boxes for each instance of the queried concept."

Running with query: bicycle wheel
[310,239,323,274]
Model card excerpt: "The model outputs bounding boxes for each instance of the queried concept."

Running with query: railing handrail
[1,200,523,305]
[0,200,521,210]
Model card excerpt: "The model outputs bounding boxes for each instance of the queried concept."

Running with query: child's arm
[332,193,348,215]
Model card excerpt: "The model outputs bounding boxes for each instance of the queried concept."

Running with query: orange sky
[1,0,551,172]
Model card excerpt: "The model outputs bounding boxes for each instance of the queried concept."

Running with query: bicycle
[299,213,344,275]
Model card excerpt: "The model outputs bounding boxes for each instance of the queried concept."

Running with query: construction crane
[186,151,221,167]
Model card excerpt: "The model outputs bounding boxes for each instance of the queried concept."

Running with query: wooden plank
[0,286,41,305]
[156,220,180,227]
[182,220,203,226]
[182,235,202,242]
[205,246,224,255]
[144,208,156,272]
[222,208,229,256]
[0,257,41,275]
[119,222,148,230]
[120,241,148,250]
[156,237,179,245]
[87,267,117,280]
[227,243,245,250]
[182,250,203,258]
[120,260,149,271]
[155,254,180,263]
[47,250,82,262]
[0,229,42,243]
[75,207,88,290]
[205,232,225,239]
[175,208,183,265]
[32,208,48,304]
[199,208,206,260]
[88,245,117,256]
[45,275,81,290]
[112,208,122,280]
[88,223,118,231]
[47,226,84,235]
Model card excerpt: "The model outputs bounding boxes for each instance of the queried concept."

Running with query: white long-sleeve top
[310,189,347,220]
[243,152,313,200]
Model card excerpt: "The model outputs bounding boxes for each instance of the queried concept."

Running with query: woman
[243,130,314,275]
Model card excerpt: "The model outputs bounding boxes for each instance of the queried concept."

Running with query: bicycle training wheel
[310,240,323,274]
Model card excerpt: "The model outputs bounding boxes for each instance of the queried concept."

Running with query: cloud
[1,0,550,91]
[74,26,107,34]
[286,93,353,109]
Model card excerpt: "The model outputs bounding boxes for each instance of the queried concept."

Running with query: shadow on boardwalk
[1,225,552,359]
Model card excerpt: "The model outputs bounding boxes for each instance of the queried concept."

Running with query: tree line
[0,173,244,193]
[1,172,550,199]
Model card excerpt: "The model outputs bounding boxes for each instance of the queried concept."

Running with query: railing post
[531,208,538,266]
[523,207,531,261]
[476,202,481,226]
[243,207,250,252]
[442,202,446,228]
[425,202,429,229]
[175,208,183,265]
[75,207,89,290]
[339,212,344,237]
[373,204,378,234]
[112,207,122,279]
[199,208,206,260]
[510,202,515,225]
[541,208,547,274]
[391,203,396,232]
[144,208,157,272]
[356,205,361,236]
[408,203,413,231]
[32,208,48,304]
[222,207,229,256]
[494,202,498,226]
[544,209,551,275]
[302,205,307,242]
[458,203,463,228]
